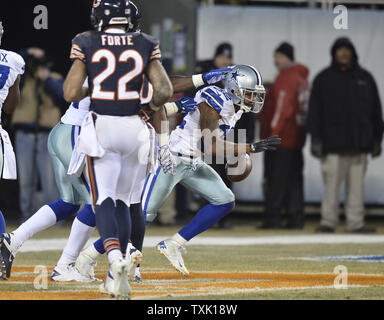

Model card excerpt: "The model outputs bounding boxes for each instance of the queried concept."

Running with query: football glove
[250,136,281,153]
[175,97,198,114]
[202,66,233,85]
[158,145,176,175]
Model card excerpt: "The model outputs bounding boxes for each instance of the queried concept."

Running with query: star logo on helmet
[231,71,240,81]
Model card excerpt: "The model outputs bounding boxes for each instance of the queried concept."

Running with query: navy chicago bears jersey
[70,30,161,116]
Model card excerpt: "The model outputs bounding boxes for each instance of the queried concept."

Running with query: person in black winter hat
[308,37,384,234]
[275,42,295,62]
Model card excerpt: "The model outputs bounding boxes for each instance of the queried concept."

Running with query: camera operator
[12,47,67,223]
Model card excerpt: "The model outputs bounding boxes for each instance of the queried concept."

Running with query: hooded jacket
[261,64,309,149]
[307,37,384,154]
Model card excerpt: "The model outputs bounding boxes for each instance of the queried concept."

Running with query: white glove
[158,145,176,175]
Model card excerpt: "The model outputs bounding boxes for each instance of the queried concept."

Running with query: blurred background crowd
[0,0,383,233]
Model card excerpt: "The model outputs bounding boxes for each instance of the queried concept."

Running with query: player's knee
[218,188,235,205]
[76,204,96,227]
[144,209,157,224]
[48,199,80,222]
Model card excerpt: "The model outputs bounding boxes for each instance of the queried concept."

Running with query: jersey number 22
[91,49,143,101]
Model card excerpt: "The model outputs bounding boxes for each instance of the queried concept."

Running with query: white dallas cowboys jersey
[170,86,244,158]
[61,80,154,126]
[0,49,25,122]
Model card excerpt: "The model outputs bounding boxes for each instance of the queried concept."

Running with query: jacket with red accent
[260,64,309,150]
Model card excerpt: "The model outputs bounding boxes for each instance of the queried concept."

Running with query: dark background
[0,0,95,219]
[1,0,94,75]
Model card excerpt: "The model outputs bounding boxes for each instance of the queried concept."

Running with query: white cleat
[51,263,95,282]
[156,239,189,276]
[127,244,143,282]
[133,267,142,283]
[99,270,114,296]
[75,247,100,282]
[110,258,131,300]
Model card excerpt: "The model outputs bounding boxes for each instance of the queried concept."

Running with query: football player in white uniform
[143,65,281,276]
[0,22,25,277]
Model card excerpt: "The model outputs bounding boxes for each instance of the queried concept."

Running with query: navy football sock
[115,200,131,256]
[179,202,235,241]
[94,198,120,255]
[130,203,145,252]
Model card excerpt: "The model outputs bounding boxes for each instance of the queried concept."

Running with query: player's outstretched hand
[175,97,197,114]
[250,136,281,153]
[158,145,176,175]
[202,66,233,85]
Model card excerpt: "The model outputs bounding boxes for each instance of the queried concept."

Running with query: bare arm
[3,75,21,115]
[63,60,88,102]
[146,60,173,111]
[169,76,194,93]
[199,102,251,156]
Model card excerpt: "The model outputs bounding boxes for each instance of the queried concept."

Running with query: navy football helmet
[129,1,142,32]
[91,0,133,32]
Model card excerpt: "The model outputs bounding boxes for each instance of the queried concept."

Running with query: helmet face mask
[238,86,266,113]
[225,65,266,114]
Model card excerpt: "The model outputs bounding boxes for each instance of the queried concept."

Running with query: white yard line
[17,234,384,253]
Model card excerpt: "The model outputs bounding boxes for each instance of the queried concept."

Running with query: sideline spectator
[12,48,66,223]
[308,37,384,233]
[260,42,309,229]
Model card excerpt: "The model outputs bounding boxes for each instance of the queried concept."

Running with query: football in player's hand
[225,153,252,182]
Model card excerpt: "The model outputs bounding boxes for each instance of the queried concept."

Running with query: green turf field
[1,220,384,300]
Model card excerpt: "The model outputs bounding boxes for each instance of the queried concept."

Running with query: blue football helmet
[91,0,134,32]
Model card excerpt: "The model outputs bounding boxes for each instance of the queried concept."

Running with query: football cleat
[99,270,114,296]
[0,233,19,280]
[127,243,143,282]
[110,258,131,300]
[133,267,142,283]
[75,247,100,282]
[51,263,95,282]
[156,239,189,276]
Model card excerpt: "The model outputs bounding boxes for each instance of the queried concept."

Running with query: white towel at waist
[68,112,105,177]
[146,122,159,175]
[0,125,17,180]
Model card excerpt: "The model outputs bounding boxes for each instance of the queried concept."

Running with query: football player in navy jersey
[62,0,177,299]
[0,1,232,287]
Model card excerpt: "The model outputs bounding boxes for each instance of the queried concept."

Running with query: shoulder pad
[197,86,228,114]
[7,51,25,75]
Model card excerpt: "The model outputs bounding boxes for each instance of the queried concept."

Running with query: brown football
[225,153,253,182]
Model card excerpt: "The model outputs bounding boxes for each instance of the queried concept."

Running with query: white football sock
[171,233,188,246]
[83,242,101,260]
[12,205,57,252]
[57,217,95,266]
[108,250,123,265]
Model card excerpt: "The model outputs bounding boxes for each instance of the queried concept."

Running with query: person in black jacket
[308,37,384,233]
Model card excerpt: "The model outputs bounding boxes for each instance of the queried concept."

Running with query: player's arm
[146,60,173,111]
[63,60,88,103]
[169,67,232,93]
[2,75,21,115]
[200,102,281,155]
[199,102,250,156]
